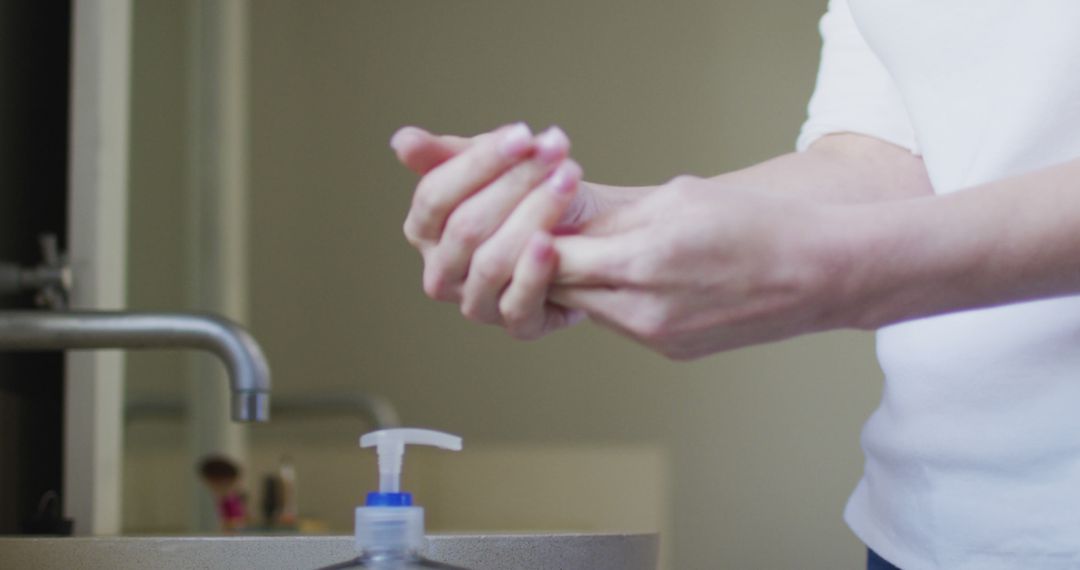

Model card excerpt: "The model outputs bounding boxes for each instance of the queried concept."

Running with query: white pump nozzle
[360,428,462,493]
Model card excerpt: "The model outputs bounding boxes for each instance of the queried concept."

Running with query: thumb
[390,126,472,174]
[552,232,637,287]
[552,201,647,285]
[576,199,648,236]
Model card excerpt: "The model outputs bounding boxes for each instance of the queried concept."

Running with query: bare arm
[582,133,933,217]
[550,154,1080,358]
[392,126,936,345]
[833,156,1080,329]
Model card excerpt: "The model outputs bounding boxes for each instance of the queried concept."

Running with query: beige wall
[127,1,884,568]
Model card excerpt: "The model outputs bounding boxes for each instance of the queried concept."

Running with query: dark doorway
[0,1,73,534]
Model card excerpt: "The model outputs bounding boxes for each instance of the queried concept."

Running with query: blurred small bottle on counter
[261,455,300,531]
[198,455,247,533]
[278,455,298,527]
[260,474,281,529]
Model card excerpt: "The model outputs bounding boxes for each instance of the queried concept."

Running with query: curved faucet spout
[0,311,271,422]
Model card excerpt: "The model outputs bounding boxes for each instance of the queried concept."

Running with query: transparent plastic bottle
[316,429,471,570]
[318,549,466,569]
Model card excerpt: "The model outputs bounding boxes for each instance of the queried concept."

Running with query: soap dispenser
[317,428,471,569]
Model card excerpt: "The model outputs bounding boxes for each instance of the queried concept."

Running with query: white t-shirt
[798,1,1080,569]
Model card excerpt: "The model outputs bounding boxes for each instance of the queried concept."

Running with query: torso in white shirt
[804,2,1080,568]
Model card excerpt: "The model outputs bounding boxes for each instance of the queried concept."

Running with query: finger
[576,200,649,236]
[498,232,558,339]
[551,232,638,286]
[404,123,534,244]
[461,160,581,324]
[431,126,570,291]
[536,304,588,337]
[497,232,587,339]
[421,257,463,303]
[548,285,638,332]
[390,126,471,174]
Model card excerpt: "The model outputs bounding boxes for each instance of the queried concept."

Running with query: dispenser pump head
[360,428,462,506]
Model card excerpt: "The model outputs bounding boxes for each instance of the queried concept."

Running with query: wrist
[816,204,895,330]
[811,201,924,331]
[783,203,870,332]
[818,196,990,330]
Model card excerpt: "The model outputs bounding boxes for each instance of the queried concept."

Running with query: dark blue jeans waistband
[867,548,902,570]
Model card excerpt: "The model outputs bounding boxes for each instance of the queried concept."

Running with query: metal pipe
[125,392,399,429]
[271,393,401,429]
[0,310,270,422]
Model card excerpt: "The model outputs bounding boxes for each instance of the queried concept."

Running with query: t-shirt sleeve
[796,0,919,154]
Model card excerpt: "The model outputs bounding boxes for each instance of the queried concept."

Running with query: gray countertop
[0,533,659,569]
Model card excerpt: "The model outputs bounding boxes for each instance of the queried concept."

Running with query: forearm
[583,133,933,209]
[832,157,1080,329]
[722,134,932,203]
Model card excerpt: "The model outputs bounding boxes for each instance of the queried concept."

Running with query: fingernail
[535,126,569,164]
[390,126,421,151]
[566,309,587,327]
[548,160,582,195]
[529,233,554,262]
[498,122,533,158]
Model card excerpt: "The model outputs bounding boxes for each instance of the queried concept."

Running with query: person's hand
[390,127,471,175]
[547,176,844,359]
[391,123,593,339]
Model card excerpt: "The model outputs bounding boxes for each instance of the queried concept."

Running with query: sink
[0,533,659,569]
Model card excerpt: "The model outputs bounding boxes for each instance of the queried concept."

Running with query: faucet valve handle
[0,233,71,309]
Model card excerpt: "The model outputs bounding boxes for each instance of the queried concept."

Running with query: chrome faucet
[0,310,271,422]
